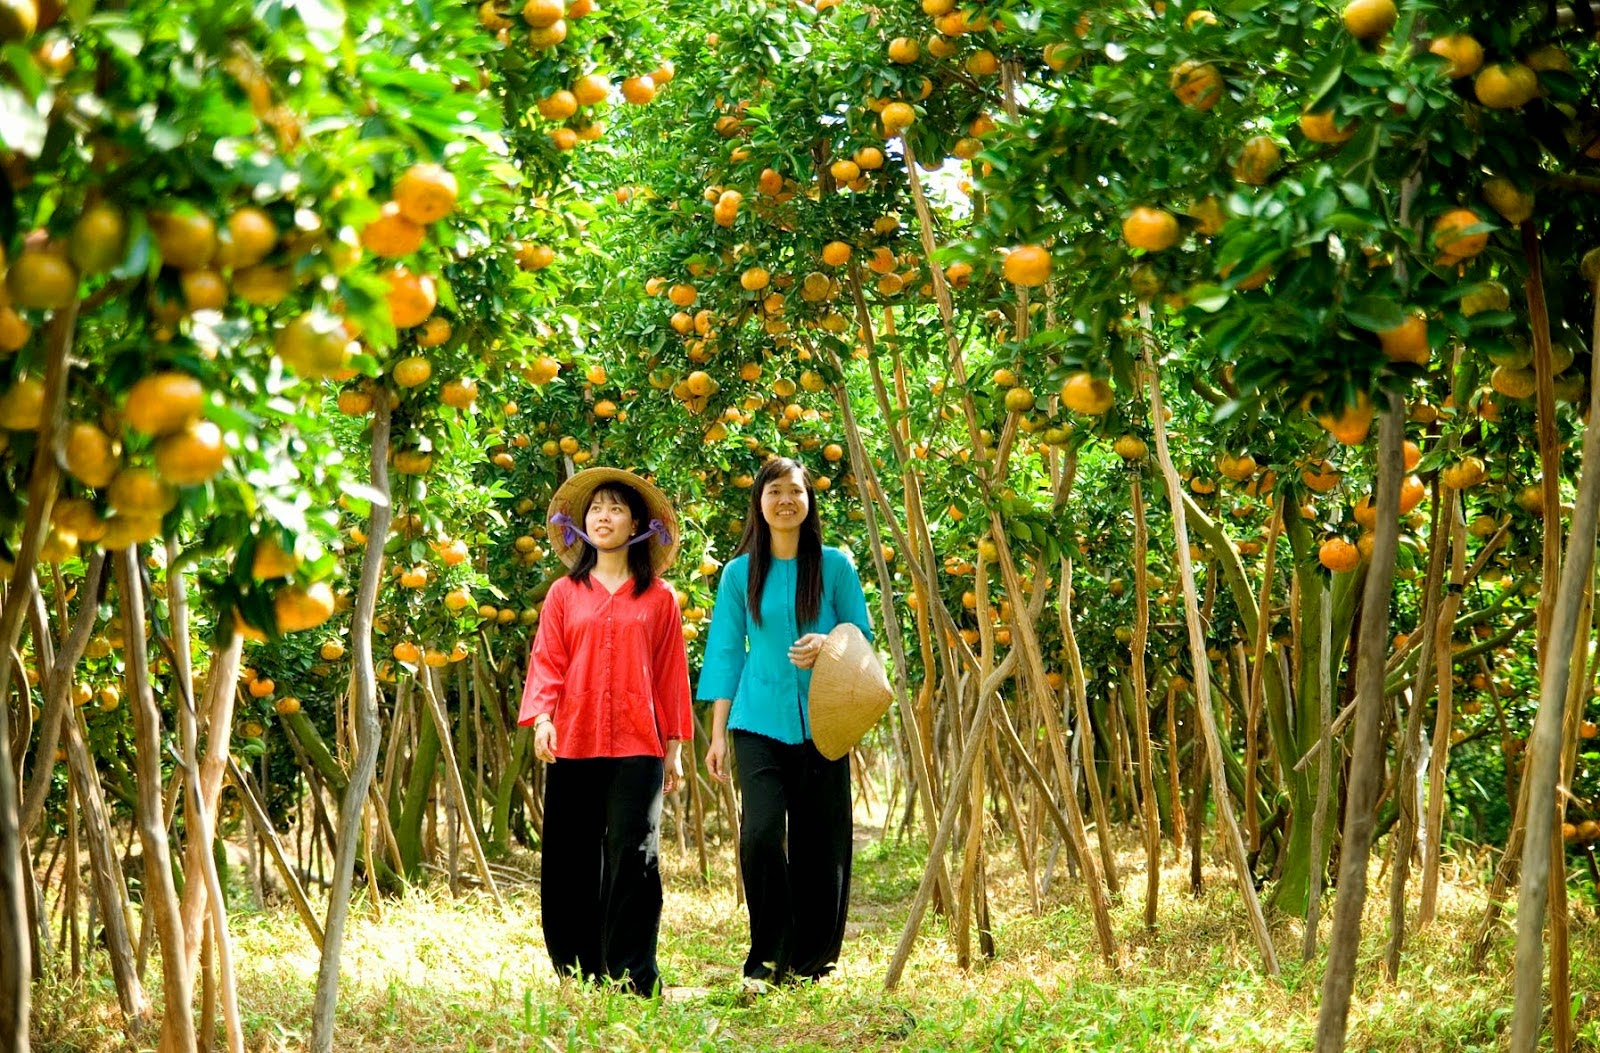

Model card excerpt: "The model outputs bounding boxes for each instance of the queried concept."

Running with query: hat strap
[550,512,673,551]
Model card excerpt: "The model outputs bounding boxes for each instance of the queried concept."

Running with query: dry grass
[28,819,1600,1052]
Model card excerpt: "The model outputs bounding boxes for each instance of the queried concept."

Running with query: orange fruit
[252,536,301,580]
[124,372,205,437]
[1480,178,1534,225]
[275,582,336,633]
[416,315,452,349]
[668,283,698,307]
[1432,208,1488,260]
[1113,435,1147,460]
[393,355,433,388]
[1059,372,1114,415]
[394,163,459,224]
[1378,312,1429,365]
[521,0,562,25]
[517,242,556,271]
[180,268,228,312]
[880,102,915,132]
[1428,33,1483,78]
[232,264,294,306]
[0,374,44,430]
[1301,460,1341,492]
[441,377,478,408]
[1317,393,1373,445]
[1122,207,1180,251]
[151,209,219,270]
[620,75,656,104]
[0,305,31,351]
[821,241,852,266]
[1002,244,1051,286]
[572,73,609,105]
[61,422,120,490]
[68,202,129,275]
[1299,110,1354,144]
[5,247,77,309]
[52,497,106,542]
[1232,135,1282,185]
[154,419,227,485]
[1342,0,1396,40]
[275,696,302,715]
[221,206,278,269]
[385,268,437,328]
[538,90,579,120]
[527,19,566,47]
[1169,60,1223,110]
[1474,63,1539,109]
[392,449,434,474]
[1319,536,1361,572]
[276,312,352,378]
[107,467,177,516]
[360,201,426,258]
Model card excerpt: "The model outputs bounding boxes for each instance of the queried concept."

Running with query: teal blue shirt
[696,547,873,744]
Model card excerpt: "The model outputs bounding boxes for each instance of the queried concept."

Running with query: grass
[28,821,1600,1052]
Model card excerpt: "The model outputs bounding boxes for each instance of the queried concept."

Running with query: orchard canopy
[2,0,1600,1049]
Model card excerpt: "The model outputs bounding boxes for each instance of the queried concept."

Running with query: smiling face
[584,486,637,551]
[759,467,810,532]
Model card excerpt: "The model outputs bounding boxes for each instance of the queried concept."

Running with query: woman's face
[584,488,637,550]
[759,468,809,531]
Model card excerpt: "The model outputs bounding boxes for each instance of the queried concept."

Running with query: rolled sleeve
[696,561,748,701]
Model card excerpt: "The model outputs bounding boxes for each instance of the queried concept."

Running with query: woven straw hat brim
[546,467,681,573]
[807,622,892,761]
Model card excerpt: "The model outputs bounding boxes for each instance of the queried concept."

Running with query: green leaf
[1344,296,1406,333]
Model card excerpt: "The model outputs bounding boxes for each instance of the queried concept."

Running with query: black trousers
[731,730,853,981]
[540,756,664,995]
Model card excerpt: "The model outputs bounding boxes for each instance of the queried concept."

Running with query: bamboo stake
[225,758,323,950]
[419,665,503,906]
[1304,583,1334,962]
[1508,270,1600,1053]
[1140,320,1279,977]
[1057,561,1120,893]
[1244,510,1282,855]
[311,396,394,1053]
[1418,497,1468,925]
[1131,471,1160,929]
[1166,683,1186,857]
[884,651,1019,990]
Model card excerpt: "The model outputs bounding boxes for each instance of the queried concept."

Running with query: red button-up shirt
[518,575,693,760]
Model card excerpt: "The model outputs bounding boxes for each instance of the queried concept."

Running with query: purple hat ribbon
[550,512,673,550]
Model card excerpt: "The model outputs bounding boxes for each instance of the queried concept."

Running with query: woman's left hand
[788,632,829,670]
[663,741,684,794]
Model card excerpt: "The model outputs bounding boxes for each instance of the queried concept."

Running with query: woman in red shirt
[519,467,693,996]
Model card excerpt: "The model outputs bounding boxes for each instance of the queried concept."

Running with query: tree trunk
[1142,332,1279,977]
[1314,392,1404,1052]
[1508,275,1600,1053]
[311,396,393,1053]
[117,547,198,1052]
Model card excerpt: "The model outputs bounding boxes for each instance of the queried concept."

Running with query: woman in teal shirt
[699,456,872,986]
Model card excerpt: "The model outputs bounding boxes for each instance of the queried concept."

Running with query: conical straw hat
[808,622,892,761]
[546,467,680,572]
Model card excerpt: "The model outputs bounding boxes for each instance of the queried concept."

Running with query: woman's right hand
[706,734,730,783]
[534,720,557,764]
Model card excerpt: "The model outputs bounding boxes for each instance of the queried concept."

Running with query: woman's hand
[706,733,730,783]
[663,741,684,794]
[788,632,829,669]
[534,719,557,764]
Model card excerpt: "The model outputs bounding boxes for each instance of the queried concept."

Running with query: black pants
[540,756,664,995]
[731,730,853,981]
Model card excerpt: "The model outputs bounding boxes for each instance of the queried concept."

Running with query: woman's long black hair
[733,457,822,627]
[568,482,656,597]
